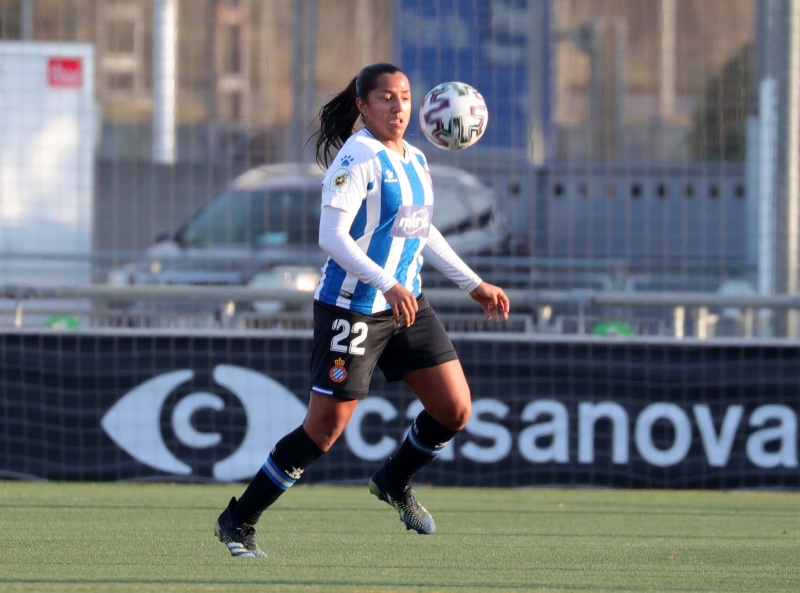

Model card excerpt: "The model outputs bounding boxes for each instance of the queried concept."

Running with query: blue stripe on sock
[262,455,295,491]
[407,426,447,457]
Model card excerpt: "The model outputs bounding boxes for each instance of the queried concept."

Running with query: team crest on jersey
[329,357,348,383]
[330,168,350,193]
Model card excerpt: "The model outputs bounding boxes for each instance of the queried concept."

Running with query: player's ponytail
[314,76,360,168]
[313,63,404,168]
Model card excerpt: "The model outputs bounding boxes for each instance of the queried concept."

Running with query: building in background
[2,0,787,338]
[0,0,754,164]
[0,0,394,163]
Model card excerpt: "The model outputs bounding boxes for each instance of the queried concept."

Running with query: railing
[3,284,799,339]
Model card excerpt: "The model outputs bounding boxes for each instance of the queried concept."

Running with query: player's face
[358,72,412,150]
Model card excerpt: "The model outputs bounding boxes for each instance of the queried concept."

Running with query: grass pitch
[0,481,797,593]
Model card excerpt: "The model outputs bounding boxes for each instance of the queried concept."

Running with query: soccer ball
[418,81,488,150]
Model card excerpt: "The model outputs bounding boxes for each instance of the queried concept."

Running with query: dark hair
[312,63,405,167]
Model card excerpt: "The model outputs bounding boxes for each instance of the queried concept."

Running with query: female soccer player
[214,62,510,557]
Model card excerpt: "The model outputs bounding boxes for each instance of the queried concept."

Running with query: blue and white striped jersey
[314,128,435,314]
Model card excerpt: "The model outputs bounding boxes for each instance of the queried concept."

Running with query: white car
[107,162,508,318]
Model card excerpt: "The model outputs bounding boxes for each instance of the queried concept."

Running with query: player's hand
[383,283,419,327]
[469,282,510,321]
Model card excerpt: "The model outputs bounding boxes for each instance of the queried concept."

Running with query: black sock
[384,410,460,487]
[232,425,324,526]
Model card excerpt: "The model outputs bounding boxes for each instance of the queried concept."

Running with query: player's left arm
[422,225,510,321]
[467,280,510,322]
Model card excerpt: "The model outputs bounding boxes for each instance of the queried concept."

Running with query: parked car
[106,162,509,322]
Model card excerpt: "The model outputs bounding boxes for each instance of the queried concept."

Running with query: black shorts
[309,293,458,400]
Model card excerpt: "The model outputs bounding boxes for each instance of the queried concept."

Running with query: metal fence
[1,0,799,338]
[4,281,799,340]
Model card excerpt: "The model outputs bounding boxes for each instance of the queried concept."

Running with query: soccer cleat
[214,497,267,558]
[369,465,436,535]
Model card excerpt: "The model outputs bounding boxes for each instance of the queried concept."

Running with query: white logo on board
[101,365,307,481]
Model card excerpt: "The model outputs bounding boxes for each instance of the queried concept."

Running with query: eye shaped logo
[101,365,307,481]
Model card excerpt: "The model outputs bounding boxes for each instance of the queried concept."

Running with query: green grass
[0,482,798,593]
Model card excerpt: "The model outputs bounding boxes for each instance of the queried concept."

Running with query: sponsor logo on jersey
[329,357,348,383]
[392,205,432,238]
[384,169,398,183]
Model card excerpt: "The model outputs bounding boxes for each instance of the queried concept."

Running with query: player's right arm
[318,206,419,326]
[319,143,419,325]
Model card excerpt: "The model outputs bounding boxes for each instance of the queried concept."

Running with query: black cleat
[369,465,436,535]
[214,497,267,558]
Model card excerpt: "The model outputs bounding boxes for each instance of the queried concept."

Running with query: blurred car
[106,162,508,320]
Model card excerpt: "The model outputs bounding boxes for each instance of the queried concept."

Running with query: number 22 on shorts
[329,319,368,355]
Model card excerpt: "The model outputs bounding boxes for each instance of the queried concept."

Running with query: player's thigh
[310,300,394,399]
[402,359,472,430]
[377,295,457,381]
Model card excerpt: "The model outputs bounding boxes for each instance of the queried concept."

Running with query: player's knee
[445,400,472,431]
[305,429,339,452]
[303,419,347,452]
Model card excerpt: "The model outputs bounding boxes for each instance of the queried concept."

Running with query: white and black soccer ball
[418,81,489,151]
